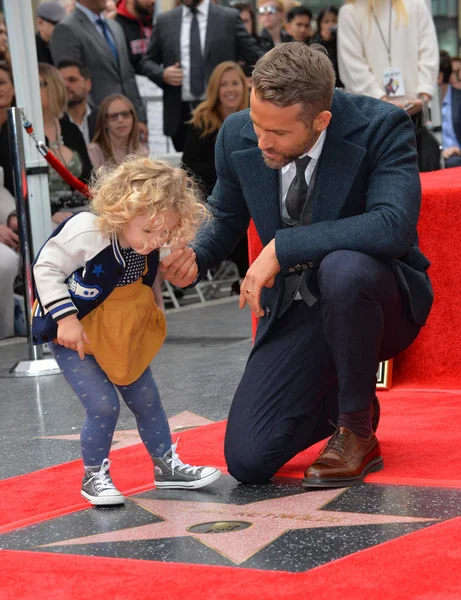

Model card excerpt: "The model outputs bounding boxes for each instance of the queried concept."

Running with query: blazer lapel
[312,133,367,223]
[311,91,369,222]
[76,9,117,69]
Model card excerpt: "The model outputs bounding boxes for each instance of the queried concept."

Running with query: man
[115,0,155,74]
[141,0,263,151]
[36,2,67,65]
[257,0,292,53]
[58,61,97,144]
[285,6,313,44]
[50,0,148,141]
[161,43,432,487]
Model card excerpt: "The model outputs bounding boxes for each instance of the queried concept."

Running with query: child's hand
[57,315,89,360]
[159,247,198,288]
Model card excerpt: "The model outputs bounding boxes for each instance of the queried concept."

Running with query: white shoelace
[166,441,200,475]
[88,458,116,490]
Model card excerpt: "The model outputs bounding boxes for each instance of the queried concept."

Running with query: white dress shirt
[67,104,93,145]
[280,129,326,222]
[180,0,210,102]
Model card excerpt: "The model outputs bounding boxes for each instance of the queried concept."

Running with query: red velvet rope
[44,149,92,198]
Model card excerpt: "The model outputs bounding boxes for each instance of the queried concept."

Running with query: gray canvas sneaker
[153,441,222,489]
[81,458,125,506]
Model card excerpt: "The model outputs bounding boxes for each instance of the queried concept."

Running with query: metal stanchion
[7,107,60,376]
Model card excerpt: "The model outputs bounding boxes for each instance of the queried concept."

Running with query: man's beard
[181,0,202,9]
[261,131,318,170]
[134,0,154,17]
[67,94,86,108]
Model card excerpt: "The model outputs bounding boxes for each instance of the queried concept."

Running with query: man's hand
[159,247,198,288]
[7,215,18,232]
[138,121,148,143]
[163,63,183,87]
[442,146,461,159]
[0,224,19,250]
[57,314,89,360]
[239,239,280,317]
[386,97,422,116]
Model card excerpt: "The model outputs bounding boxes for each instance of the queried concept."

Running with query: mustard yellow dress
[80,247,166,386]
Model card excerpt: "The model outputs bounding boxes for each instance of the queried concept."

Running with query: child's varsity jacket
[32,212,159,345]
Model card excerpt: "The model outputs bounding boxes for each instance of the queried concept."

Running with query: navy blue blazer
[193,90,433,349]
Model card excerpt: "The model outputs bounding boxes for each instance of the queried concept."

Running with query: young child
[32,156,222,506]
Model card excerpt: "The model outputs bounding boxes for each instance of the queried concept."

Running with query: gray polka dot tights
[50,343,172,466]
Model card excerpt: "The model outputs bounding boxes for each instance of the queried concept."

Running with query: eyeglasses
[107,110,133,122]
[39,80,48,89]
[257,6,279,15]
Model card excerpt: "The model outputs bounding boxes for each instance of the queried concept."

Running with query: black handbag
[413,108,442,172]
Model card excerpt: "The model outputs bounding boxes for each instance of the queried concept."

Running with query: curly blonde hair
[90,155,208,249]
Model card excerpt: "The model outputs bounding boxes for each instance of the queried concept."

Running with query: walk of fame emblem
[187,521,252,534]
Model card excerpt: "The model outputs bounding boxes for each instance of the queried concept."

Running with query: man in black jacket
[115,0,155,74]
[142,0,263,151]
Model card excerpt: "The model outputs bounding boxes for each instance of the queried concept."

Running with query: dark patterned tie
[96,18,119,64]
[189,8,205,98]
[285,155,312,221]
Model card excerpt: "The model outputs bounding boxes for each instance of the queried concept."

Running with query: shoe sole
[301,456,384,489]
[155,469,222,490]
[81,490,125,506]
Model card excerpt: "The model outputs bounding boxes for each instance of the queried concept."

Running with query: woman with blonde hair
[88,94,149,169]
[337,0,438,115]
[182,61,249,294]
[183,61,248,194]
[39,63,92,225]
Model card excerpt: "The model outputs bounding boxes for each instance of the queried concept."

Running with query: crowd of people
[0,0,454,501]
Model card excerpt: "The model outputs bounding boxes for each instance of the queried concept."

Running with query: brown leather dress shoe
[302,427,383,488]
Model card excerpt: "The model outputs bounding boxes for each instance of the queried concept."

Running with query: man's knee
[318,250,377,300]
[225,439,278,484]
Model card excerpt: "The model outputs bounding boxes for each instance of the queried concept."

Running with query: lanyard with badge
[372,0,406,97]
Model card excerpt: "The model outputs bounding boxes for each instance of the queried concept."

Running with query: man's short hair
[286,6,312,23]
[439,51,452,84]
[252,42,335,122]
[57,60,91,81]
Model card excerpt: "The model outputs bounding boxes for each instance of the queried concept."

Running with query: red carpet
[1,393,461,600]
[1,388,461,537]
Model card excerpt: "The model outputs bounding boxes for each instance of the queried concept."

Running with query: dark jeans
[224,250,421,483]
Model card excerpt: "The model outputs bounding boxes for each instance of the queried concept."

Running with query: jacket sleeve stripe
[49,302,78,321]
[45,297,73,310]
